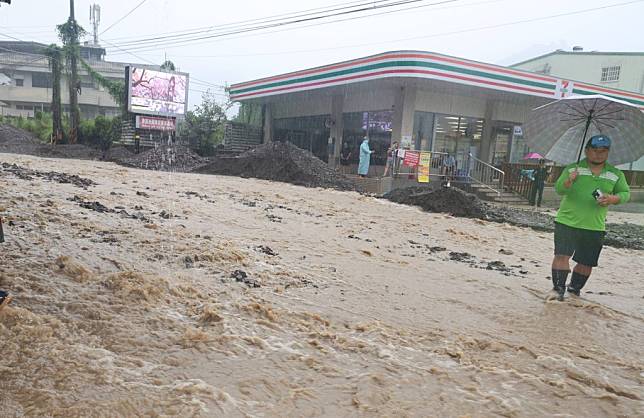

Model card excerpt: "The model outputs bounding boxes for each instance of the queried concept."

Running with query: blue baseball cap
[586,134,611,149]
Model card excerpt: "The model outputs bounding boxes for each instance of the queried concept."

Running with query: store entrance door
[491,123,514,168]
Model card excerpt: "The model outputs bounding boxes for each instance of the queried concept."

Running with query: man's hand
[564,169,578,188]
[598,194,620,207]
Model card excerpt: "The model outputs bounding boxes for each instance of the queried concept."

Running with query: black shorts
[554,222,605,267]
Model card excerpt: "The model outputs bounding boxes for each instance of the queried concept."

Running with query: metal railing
[390,150,504,196]
[502,162,540,201]
[466,153,505,196]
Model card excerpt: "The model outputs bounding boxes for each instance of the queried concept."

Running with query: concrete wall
[271,86,399,119]
[415,89,487,118]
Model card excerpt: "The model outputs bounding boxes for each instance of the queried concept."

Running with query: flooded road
[1,153,642,417]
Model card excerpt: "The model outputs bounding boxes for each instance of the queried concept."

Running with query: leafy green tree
[181,91,230,155]
[160,60,176,72]
[234,102,263,126]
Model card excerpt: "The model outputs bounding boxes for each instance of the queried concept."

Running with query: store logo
[556,80,575,98]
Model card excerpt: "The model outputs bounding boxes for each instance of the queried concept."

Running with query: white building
[0,41,141,119]
[511,48,644,94]
[512,48,644,171]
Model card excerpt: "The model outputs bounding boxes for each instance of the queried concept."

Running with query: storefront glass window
[412,111,434,151]
[342,110,393,166]
[273,115,330,161]
[433,114,484,165]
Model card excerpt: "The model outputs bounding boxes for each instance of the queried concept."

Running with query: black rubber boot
[567,272,589,297]
[552,269,569,301]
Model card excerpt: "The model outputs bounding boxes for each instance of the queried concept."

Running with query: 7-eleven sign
[556,79,575,98]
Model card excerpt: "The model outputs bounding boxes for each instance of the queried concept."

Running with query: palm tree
[56,5,86,144]
[44,44,64,144]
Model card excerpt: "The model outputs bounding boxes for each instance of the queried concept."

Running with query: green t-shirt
[555,159,630,231]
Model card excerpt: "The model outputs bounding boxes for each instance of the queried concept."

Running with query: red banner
[403,151,420,167]
[136,115,176,131]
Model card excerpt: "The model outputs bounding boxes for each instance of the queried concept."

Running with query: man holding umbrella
[551,134,630,300]
[524,94,643,301]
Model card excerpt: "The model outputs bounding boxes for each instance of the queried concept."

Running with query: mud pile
[0,124,102,160]
[384,186,644,250]
[0,124,39,151]
[384,186,490,219]
[117,144,208,172]
[197,142,355,191]
[1,162,96,188]
[101,146,133,162]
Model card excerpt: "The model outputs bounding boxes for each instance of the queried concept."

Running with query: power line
[98,37,226,90]
[102,0,394,44]
[108,0,644,59]
[100,0,148,35]
[104,0,400,47]
[105,0,454,52]
[134,0,504,58]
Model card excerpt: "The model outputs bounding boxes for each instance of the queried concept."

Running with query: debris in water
[231,269,260,288]
[256,245,278,256]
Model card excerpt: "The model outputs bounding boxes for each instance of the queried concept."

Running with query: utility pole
[68,0,80,143]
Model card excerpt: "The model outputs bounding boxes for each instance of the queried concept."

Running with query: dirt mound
[0,124,40,155]
[383,186,490,218]
[102,146,133,162]
[384,186,644,250]
[117,144,208,172]
[0,123,101,159]
[196,142,355,191]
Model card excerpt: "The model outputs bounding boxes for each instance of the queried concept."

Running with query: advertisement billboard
[127,66,188,117]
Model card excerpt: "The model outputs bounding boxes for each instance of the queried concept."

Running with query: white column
[479,101,496,163]
[329,95,344,168]
[263,103,273,143]
[391,86,417,148]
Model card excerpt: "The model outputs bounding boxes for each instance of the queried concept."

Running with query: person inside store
[383,141,399,177]
[340,142,353,173]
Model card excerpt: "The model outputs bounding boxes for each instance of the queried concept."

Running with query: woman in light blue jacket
[358,137,373,177]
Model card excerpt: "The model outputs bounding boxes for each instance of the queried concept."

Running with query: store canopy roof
[229,50,644,110]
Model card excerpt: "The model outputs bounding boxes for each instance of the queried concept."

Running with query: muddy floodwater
[1,153,643,417]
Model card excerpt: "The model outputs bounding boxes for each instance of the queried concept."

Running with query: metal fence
[392,150,505,195]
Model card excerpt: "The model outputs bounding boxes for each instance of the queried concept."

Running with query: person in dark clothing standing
[550,135,630,301]
[529,159,548,207]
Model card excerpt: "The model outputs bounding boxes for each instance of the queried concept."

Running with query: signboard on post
[135,115,176,131]
[403,150,420,167]
[418,152,431,183]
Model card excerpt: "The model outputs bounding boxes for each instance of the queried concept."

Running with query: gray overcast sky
[2,0,643,108]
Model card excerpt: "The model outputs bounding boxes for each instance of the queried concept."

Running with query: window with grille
[601,66,620,82]
[31,72,52,88]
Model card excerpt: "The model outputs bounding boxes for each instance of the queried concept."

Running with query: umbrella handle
[577,111,593,163]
